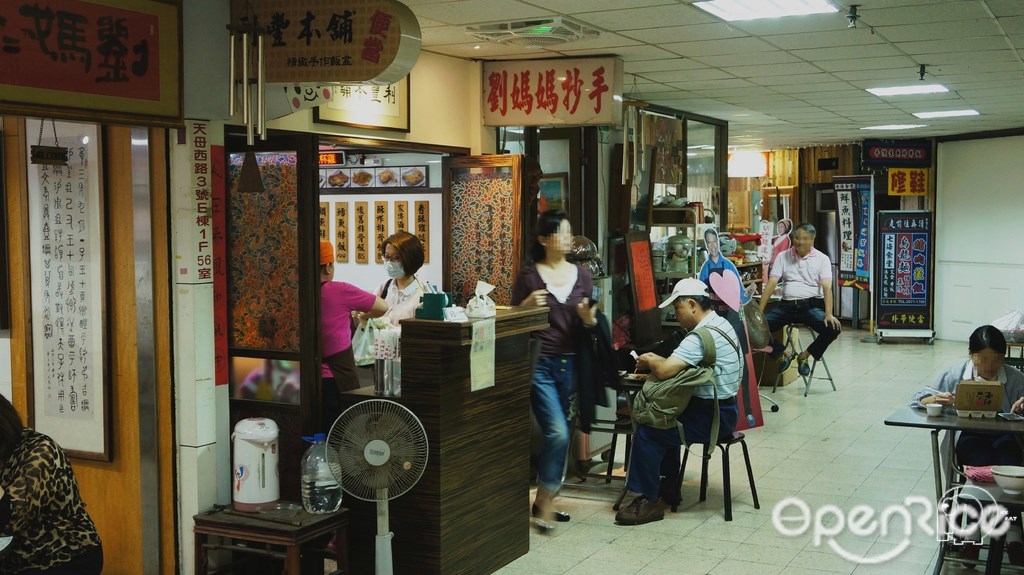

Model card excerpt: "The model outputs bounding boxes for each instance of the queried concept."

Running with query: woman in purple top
[320,241,387,431]
[511,210,596,533]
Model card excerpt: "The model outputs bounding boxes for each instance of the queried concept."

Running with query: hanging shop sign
[887,167,928,196]
[833,175,873,289]
[862,139,931,168]
[0,0,182,127]
[229,0,421,85]
[314,77,409,131]
[876,211,933,331]
[482,57,623,127]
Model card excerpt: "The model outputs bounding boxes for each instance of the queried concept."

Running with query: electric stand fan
[325,399,428,575]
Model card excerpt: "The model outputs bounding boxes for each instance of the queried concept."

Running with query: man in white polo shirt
[758,223,841,375]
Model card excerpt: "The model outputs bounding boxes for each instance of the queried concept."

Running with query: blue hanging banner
[833,175,873,290]
[875,211,934,332]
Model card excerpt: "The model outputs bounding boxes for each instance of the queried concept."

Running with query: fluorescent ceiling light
[860,124,927,131]
[913,109,979,119]
[694,0,838,21]
[866,84,948,96]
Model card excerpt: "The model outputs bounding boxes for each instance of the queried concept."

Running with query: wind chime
[227,13,266,194]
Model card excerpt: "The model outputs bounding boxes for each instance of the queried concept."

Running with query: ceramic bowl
[991,466,1024,494]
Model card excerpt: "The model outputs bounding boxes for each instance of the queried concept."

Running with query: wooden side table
[193,505,349,575]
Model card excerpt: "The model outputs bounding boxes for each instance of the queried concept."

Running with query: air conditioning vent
[466,17,600,48]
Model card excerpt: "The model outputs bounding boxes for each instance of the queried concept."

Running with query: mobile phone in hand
[590,285,602,307]
[999,413,1024,422]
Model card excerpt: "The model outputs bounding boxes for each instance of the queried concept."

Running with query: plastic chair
[773,324,836,397]
[670,432,760,521]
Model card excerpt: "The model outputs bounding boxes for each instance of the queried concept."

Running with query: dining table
[884,405,1024,575]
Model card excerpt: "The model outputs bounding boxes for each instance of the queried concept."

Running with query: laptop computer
[955,380,1005,418]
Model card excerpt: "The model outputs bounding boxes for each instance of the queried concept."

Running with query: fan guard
[326,399,428,502]
[466,17,600,48]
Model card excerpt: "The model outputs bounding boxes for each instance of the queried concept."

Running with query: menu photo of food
[324,168,350,188]
[376,168,399,187]
[351,169,375,187]
[401,166,427,187]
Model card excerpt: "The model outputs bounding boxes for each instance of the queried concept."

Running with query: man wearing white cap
[615,278,742,526]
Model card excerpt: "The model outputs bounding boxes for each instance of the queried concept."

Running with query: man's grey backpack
[632,326,739,448]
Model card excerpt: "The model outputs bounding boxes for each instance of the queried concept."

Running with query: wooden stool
[193,505,349,575]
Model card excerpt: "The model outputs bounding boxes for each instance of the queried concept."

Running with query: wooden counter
[339,307,548,575]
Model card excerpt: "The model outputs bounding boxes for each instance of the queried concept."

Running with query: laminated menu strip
[394,200,408,232]
[414,200,429,263]
[335,202,348,263]
[374,201,389,258]
[355,202,368,264]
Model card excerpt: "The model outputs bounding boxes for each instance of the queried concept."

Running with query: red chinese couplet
[630,241,657,311]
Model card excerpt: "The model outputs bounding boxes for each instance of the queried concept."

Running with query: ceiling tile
[560,44,678,61]
[1002,16,1024,35]
[874,20,1003,42]
[668,78,757,90]
[723,62,824,77]
[790,44,902,62]
[815,55,919,72]
[858,2,990,25]
[625,59,706,73]
[621,22,749,44]
[520,0,676,12]
[660,37,775,58]
[692,51,802,68]
[895,37,1011,55]
[417,0,553,25]
[574,5,716,30]
[765,29,886,50]
[987,0,1024,17]
[640,68,734,83]
[747,74,840,87]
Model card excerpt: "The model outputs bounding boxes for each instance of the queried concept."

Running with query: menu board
[319,165,428,189]
[876,211,933,331]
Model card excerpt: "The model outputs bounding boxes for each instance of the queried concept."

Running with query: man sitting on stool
[615,278,741,525]
[759,223,841,376]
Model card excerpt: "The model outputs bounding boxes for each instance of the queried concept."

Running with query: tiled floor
[494,327,1003,575]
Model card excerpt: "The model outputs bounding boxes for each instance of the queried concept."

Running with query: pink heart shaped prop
[708,269,742,312]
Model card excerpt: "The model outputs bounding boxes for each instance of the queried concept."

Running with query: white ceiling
[407,0,1024,149]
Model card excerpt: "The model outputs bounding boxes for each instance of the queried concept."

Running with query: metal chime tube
[257,34,266,140]
[242,32,252,145]
[228,33,237,117]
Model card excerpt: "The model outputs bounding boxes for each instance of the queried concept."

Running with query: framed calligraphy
[313,77,410,132]
[25,119,110,460]
[0,0,182,128]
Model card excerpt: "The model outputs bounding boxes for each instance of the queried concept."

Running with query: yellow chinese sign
[319,202,329,240]
[888,168,927,196]
[335,202,348,262]
[374,202,389,258]
[355,202,368,263]
[394,201,408,232]
[414,200,429,263]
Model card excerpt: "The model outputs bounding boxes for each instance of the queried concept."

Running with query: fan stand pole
[375,487,394,575]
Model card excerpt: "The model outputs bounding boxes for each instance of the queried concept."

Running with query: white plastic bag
[993,310,1024,343]
[352,318,389,366]
[466,280,497,318]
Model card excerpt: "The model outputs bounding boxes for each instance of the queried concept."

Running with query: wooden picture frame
[0,0,182,128]
[313,76,411,132]
[537,172,568,215]
[25,120,110,460]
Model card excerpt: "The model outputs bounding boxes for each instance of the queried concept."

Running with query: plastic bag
[993,310,1024,343]
[352,317,389,366]
[466,281,497,318]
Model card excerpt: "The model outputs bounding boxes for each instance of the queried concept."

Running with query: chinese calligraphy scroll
[833,175,873,290]
[355,201,368,263]
[394,200,408,232]
[335,202,349,262]
[414,200,429,264]
[27,120,108,459]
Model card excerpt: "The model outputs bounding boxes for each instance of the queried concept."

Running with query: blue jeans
[531,355,575,494]
[626,400,739,500]
[765,300,840,361]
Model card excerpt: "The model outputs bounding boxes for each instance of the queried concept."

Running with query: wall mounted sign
[229,0,421,85]
[319,202,330,241]
[834,175,873,289]
[354,201,368,263]
[319,161,426,189]
[862,139,931,168]
[887,167,928,196]
[0,0,182,127]
[26,120,109,460]
[394,200,408,232]
[335,202,349,262]
[414,200,429,263]
[482,57,623,127]
[314,77,409,132]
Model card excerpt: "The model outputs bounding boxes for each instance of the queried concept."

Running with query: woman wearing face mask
[360,231,427,325]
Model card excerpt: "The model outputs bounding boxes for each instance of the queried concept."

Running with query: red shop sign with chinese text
[483,57,623,127]
[230,0,420,85]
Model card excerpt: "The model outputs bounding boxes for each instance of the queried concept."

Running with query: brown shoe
[614,496,666,525]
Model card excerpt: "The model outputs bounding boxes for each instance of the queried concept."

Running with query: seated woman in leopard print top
[0,394,102,574]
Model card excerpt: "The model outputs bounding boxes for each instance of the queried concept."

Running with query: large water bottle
[300,433,342,514]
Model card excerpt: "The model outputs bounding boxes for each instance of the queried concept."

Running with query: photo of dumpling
[352,170,373,186]
[377,169,398,186]
[401,168,425,187]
